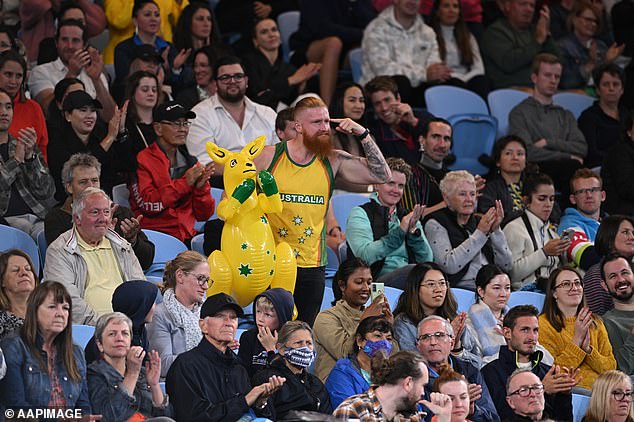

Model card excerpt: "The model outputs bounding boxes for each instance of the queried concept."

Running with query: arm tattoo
[360,136,390,182]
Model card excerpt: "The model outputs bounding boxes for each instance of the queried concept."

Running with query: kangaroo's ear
[206,141,230,164]
[242,136,266,159]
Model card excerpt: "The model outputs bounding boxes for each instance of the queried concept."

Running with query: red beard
[303,131,333,157]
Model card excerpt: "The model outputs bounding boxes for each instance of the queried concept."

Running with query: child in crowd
[238,288,295,378]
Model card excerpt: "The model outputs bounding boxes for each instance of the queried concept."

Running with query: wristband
[355,128,370,141]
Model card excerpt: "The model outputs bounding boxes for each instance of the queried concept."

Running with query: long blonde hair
[585,370,634,422]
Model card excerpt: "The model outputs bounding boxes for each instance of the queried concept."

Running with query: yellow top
[78,231,124,316]
[538,314,616,389]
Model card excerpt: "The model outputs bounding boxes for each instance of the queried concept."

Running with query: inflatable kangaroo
[205,136,297,307]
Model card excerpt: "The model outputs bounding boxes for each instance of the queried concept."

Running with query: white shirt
[186,94,279,164]
[28,58,109,100]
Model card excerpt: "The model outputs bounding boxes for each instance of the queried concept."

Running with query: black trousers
[294,266,326,327]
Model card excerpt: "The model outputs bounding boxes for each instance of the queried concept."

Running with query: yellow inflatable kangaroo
[205,136,297,308]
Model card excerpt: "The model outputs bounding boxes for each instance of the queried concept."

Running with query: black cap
[62,90,103,111]
[200,293,244,319]
[132,44,163,63]
[153,101,196,122]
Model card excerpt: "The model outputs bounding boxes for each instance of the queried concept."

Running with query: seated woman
[325,316,394,408]
[429,0,489,99]
[147,251,209,378]
[557,1,623,90]
[0,250,38,341]
[539,267,616,392]
[347,157,433,289]
[242,18,320,110]
[88,312,173,421]
[478,136,528,226]
[464,264,510,366]
[313,258,394,382]
[602,111,634,216]
[582,215,634,315]
[392,262,478,366]
[424,170,512,290]
[431,364,473,422]
[583,370,634,422]
[252,321,332,420]
[503,173,568,291]
[0,281,92,416]
[174,46,217,111]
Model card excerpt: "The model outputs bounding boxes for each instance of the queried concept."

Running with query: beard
[217,85,246,103]
[607,283,634,302]
[395,390,422,417]
[303,131,333,157]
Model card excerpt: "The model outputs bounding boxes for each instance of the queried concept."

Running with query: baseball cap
[62,91,103,112]
[153,101,196,122]
[200,293,244,319]
[132,44,164,63]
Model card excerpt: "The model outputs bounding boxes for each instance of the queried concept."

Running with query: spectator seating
[572,393,590,422]
[321,286,335,312]
[553,92,595,120]
[506,291,546,313]
[0,225,40,276]
[349,48,362,83]
[487,89,531,138]
[36,229,48,267]
[451,287,475,313]
[194,187,223,233]
[191,233,205,256]
[446,113,498,176]
[142,229,188,278]
[72,324,96,349]
[332,193,370,232]
[383,286,402,310]
[425,86,489,119]
[277,11,300,62]
[112,183,130,207]
[338,241,348,263]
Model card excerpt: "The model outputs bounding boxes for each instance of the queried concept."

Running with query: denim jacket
[87,360,172,422]
[0,333,91,412]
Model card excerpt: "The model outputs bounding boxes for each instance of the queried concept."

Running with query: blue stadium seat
[142,230,188,278]
[425,86,489,119]
[553,92,594,120]
[0,225,40,275]
[487,89,531,138]
[383,286,402,310]
[326,246,339,278]
[572,393,590,422]
[349,48,362,83]
[194,187,223,233]
[277,11,300,62]
[36,229,48,267]
[321,286,335,312]
[447,113,498,176]
[191,233,205,256]
[72,324,95,349]
[507,291,546,313]
[338,241,348,263]
[112,183,130,207]
[331,193,370,232]
[451,288,475,313]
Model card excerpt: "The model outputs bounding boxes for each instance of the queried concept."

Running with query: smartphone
[371,282,385,302]
[560,228,574,241]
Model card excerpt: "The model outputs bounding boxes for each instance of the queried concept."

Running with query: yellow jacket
[103,0,188,64]
[538,314,616,390]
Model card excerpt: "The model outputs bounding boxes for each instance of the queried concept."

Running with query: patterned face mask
[283,346,316,369]
[362,339,393,358]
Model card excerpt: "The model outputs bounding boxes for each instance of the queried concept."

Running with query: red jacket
[11,94,49,162]
[132,143,214,242]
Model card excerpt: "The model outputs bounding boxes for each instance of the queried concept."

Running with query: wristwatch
[355,128,370,141]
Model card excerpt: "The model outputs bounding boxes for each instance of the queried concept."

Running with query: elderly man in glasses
[133,100,215,243]
[505,369,547,422]
[416,315,499,422]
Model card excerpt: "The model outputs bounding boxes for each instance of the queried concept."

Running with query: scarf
[163,288,202,351]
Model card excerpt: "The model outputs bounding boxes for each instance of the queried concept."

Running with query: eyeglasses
[184,271,210,286]
[508,384,544,398]
[572,187,601,196]
[216,73,245,83]
[554,280,583,292]
[417,332,452,343]
[161,120,192,128]
[612,390,634,402]
[420,280,448,290]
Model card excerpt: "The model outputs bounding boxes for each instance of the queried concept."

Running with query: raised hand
[257,325,278,352]
[145,350,162,386]
[330,118,366,136]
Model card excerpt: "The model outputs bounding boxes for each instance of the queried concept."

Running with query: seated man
[481,305,575,421]
[346,157,432,289]
[44,153,154,270]
[133,101,215,243]
[0,87,55,239]
[480,0,558,89]
[43,187,146,325]
[508,53,587,205]
[601,253,634,375]
[504,369,550,422]
[416,315,499,422]
[365,76,433,166]
[166,293,285,422]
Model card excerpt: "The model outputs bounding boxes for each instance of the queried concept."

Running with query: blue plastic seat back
[450,287,476,313]
[142,229,188,277]
[0,225,40,275]
[331,193,370,233]
[326,246,339,278]
[487,89,531,138]
[36,229,48,267]
[553,92,594,120]
[112,183,130,207]
[572,393,590,422]
[277,11,300,62]
[191,233,205,256]
[425,85,489,119]
[507,291,546,313]
[321,286,335,312]
[72,324,95,349]
[349,48,362,83]
[446,113,498,175]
